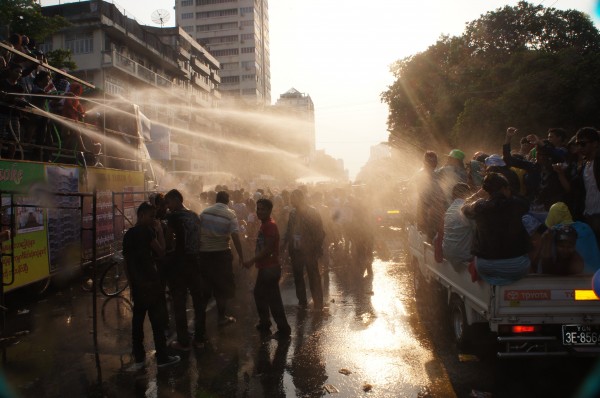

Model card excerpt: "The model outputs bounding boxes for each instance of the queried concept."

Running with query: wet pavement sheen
[3,229,453,398]
[2,229,596,397]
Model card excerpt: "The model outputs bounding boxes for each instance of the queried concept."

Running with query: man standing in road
[164,189,207,351]
[243,198,291,339]
[123,202,180,369]
[199,190,245,326]
[284,189,325,310]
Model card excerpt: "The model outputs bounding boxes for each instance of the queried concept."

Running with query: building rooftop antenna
[151,9,171,28]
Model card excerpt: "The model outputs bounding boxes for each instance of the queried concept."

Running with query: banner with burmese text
[0,161,50,292]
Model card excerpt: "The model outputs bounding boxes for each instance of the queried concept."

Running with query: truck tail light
[512,325,538,333]
[574,290,599,301]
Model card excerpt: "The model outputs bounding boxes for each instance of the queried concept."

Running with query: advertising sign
[81,168,144,258]
[46,165,80,272]
[0,161,50,291]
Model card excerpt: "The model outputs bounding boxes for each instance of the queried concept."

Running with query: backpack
[169,209,201,255]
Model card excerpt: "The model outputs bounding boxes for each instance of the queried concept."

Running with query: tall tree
[46,48,77,70]
[382,1,600,152]
[0,0,68,43]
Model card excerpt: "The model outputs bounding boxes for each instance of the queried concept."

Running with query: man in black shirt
[164,189,208,351]
[123,202,179,370]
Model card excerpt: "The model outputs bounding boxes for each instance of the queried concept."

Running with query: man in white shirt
[575,127,600,246]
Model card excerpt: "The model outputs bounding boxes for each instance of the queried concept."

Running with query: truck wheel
[450,296,471,347]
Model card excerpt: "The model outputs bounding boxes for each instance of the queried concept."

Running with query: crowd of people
[1,33,98,162]
[414,126,600,286]
[122,184,375,370]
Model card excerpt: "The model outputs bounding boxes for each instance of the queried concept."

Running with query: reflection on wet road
[4,228,455,397]
[3,229,596,397]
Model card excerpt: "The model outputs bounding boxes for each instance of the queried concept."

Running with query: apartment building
[175,0,271,106]
[41,0,222,173]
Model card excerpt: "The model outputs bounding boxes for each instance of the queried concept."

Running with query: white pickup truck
[408,224,600,358]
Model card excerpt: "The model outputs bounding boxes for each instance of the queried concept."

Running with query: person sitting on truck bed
[467,151,487,189]
[544,201,600,274]
[503,127,569,211]
[436,149,467,204]
[522,213,547,267]
[412,150,446,241]
[484,154,522,197]
[462,172,531,286]
[538,224,584,275]
[441,182,474,266]
[574,127,600,248]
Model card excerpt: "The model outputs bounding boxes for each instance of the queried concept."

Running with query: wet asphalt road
[2,227,598,398]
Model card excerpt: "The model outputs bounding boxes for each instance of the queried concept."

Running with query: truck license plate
[562,325,600,345]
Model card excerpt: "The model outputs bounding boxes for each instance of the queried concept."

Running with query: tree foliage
[382,1,600,152]
[46,48,77,71]
[0,0,69,43]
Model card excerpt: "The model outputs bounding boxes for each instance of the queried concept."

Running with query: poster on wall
[46,165,80,272]
[0,161,51,292]
[81,168,144,259]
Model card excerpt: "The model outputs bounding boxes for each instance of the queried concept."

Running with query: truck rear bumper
[497,335,600,358]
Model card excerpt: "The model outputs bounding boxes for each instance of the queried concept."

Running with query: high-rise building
[175,0,271,106]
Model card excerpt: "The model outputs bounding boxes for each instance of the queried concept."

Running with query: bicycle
[99,250,129,297]
[101,293,132,331]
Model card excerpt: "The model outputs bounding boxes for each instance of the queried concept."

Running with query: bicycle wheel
[100,261,129,296]
[101,295,133,332]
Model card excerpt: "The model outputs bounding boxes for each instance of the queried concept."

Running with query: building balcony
[179,47,191,60]
[102,50,219,106]
[211,71,221,84]
[193,75,211,92]
[103,49,176,90]
[192,57,211,75]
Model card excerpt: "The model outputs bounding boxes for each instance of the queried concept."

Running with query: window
[241,33,254,41]
[65,32,93,54]
[221,62,238,70]
[182,26,194,33]
[222,76,239,84]
[196,22,237,32]
[240,20,253,27]
[241,74,255,81]
[197,0,236,5]
[242,88,256,95]
[240,7,253,14]
[105,80,125,97]
[181,12,194,19]
[181,0,193,5]
[38,37,53,54]
[204,35,238,45]
[212,48,239,56]
[241,61,255,70]
[241,47,255,54]
[197,9,237,18]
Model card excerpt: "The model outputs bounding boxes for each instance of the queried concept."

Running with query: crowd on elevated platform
[0,33,127,166]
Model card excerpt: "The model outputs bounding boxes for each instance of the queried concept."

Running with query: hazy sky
[41,0,598,178]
